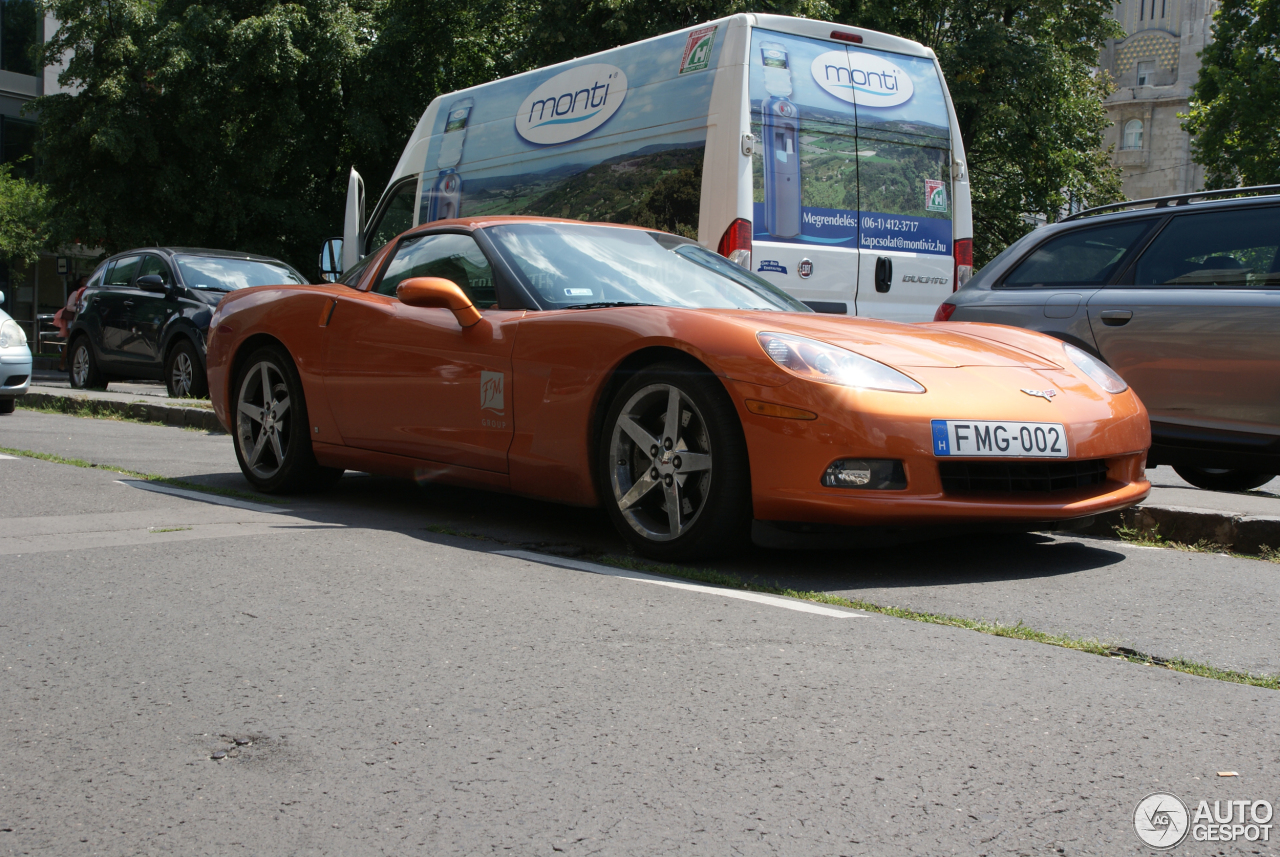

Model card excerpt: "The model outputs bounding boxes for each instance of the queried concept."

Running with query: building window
[1136,61,1155,86]
[1123,119,1144,150]
[0,0,40,76]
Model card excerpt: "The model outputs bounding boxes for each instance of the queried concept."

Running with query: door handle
[874,257,892,293]
[1099,310,1132,326]
[122,300,135,308]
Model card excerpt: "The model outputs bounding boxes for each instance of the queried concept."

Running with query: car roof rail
[1061,184,1280,222]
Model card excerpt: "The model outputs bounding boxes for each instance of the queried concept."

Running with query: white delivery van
[332,13,973,321]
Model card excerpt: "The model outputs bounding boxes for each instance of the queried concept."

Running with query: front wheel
[165,338,208,399]
[599,362,751,561]
[233,345,342,493]
[1172,466,1274,493]
[68,337,106,390]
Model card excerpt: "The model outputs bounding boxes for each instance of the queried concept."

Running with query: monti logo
[516,64,628,145]
[811,50,913,108]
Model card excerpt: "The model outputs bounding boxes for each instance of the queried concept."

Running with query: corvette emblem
[1021,388,1057,401]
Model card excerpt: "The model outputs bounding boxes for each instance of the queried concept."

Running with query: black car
[935,185,1280,491]
[67,248,306,398]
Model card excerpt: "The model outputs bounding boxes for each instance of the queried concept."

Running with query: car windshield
[484,223,811,312]
[175,255,306,291]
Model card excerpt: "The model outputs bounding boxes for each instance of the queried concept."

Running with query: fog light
[822,459,906,490]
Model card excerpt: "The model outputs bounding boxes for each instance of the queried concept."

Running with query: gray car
[936,186,1280,492]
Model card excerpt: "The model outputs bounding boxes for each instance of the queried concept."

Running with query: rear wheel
[1172,466,1273,493]
[165,338,208,399]
[599,362,751,561]
[233,345,342,493]
[68,337,106,390]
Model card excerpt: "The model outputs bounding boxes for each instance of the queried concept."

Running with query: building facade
[1098,0,1217,200]
[0,0,90,354]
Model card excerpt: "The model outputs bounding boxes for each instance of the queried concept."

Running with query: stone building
[1098,0,1217,199]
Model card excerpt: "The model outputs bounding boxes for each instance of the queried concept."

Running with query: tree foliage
[0,162,51,267]
[1184,0,1280,188]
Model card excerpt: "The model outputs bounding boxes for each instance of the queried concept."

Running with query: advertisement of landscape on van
[418,25,722,238]
[749,28,952,257]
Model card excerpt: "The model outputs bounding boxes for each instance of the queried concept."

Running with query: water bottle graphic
[760,43,801,239]
[427,97,473,222]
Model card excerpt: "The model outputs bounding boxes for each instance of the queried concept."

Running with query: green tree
[1184,0,1280,188]
[0,162,51,267]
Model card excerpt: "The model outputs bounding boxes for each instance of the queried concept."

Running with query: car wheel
[165,339,208,399]
[1172,466,1274,493]
[232,345,343,493]
[0,398,14,415]
[600,362,751,561]
[68,337,106,390]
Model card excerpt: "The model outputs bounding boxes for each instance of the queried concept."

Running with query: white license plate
[931,420,1068,458]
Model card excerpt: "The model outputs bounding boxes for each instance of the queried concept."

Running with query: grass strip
[1114,523,1280,565]
[17,397,217,433]
[0,445,282,506]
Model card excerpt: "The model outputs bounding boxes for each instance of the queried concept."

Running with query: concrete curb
[22,391,226,434]
[1080,504,1280,555]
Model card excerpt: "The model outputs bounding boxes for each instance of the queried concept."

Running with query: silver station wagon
[935,186,1280,492]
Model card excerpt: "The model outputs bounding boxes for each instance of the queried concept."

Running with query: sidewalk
[23,370,224,432]
[15,371,1280,554]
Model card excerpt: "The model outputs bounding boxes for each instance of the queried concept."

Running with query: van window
[1132,208,1280,287]
[1001,220,1157,287]
[748,28,953,255]
[366,179,419,255]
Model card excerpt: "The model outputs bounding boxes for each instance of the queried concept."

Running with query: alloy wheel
[608,383,713,542]
[171,351,194,398]
[236,359,292,480]
[72,345,90,388]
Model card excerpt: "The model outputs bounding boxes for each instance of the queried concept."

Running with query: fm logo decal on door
[481,371,506,415]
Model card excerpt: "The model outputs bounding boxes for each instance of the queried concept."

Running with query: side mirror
[319,237,343,283]
[137,274,168,293]
[396,277,482,327]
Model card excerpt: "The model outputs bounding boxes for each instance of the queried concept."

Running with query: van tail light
[933,302,957,322]
[718,218,752,270]
[953,238,973,292]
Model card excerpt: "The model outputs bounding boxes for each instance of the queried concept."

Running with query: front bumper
[728,364,1152,528]
[0,347,32,398]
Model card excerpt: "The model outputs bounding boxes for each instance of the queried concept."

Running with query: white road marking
[495,550,863,618]
[115,479,286,513]
[0,454,17,459]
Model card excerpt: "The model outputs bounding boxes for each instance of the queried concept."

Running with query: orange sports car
[206,217,1150,559]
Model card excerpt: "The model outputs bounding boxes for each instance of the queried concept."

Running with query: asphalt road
[2,410,1278,855]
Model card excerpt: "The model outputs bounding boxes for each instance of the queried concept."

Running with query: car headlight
[0,319,27,349]
[757,332,925,393]
[1064,343,1127,394]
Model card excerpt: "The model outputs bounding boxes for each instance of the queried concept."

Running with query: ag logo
[811,50,913,108]
[1134,793,1190,850]
[680,25,717,74]
[925,179,948,212]
[516,64,628,145]
[797,258,814,279]
[480,371,505,414]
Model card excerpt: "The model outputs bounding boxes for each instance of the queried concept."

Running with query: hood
[731,312,1064,369]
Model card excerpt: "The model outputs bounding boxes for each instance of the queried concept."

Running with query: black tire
[0,398,14,414]
[232,344,342,493]
[164,338,209,399]
[598,361,751,561]
[68,336,107,390]
[1172,466,1274,493]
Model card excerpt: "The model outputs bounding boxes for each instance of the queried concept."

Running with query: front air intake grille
[3,374,28,387]
[939,459,1109,494]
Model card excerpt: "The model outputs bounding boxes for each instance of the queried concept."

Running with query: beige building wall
[1099,0,1216,199]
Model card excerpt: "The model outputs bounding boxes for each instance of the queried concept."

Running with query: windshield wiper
[561,301,653,309]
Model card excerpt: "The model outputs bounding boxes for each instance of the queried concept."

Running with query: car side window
[365,179,419,256]
[1132,207,1280,288]
[137,255,173,285]
[104,256,142,287]
[1001,220,1157,288]
[374,233,497,308]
